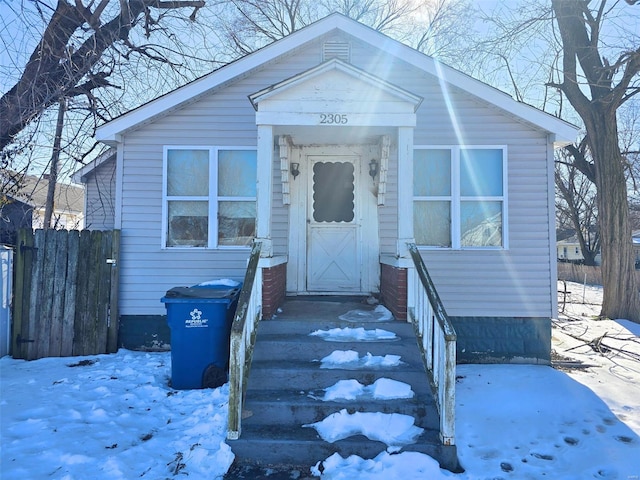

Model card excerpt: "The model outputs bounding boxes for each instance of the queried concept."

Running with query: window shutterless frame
[162,146,257,249]
[413,145,508,250]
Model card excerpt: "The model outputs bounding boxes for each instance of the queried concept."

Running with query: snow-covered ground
[1,282,639,479]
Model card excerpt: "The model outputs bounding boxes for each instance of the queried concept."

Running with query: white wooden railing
[227,241,262,440]
[406,243,457,446]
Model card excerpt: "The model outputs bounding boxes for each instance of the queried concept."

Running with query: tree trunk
[551,0,640,323]
[588,112,640,322]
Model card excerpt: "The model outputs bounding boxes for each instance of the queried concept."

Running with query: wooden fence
[12,229,120,360]
[557,262,640,286]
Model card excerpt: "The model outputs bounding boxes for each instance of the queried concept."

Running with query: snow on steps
[225,298,460,477]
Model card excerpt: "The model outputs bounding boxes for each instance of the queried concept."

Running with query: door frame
[287,144,379,295]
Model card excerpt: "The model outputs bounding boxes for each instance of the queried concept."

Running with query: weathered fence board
[558,262,640,287]
[61,232,79,356]
[12,229,119,360]
[12,229,33,357]
[107,230,120,353]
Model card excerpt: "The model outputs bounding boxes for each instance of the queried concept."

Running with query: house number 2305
[319,114,348,124]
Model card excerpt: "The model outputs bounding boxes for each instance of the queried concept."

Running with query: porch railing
[227,241,262,440]
[406,243,457,446]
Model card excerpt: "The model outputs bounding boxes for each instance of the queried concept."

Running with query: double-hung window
[413,146,507,249]
[163,147,257,248]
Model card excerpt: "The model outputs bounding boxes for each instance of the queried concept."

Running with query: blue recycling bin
[161,283,241,389]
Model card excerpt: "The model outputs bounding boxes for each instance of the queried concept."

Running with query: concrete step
[225,462,318,480]
[257,317,416,336]
[228,423,448,467]
[242,388,440,429]
[251,333,421,362]
[227,298,460,475]
[246,360,429,391]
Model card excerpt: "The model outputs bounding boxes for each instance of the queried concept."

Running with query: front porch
[226,295,461,475]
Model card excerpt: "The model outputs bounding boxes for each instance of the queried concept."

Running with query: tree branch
[0,0,207,151]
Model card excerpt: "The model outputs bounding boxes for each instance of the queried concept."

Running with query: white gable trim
[96,13,578,144]
[249,59,422,111]
[250,59,422,127]
[97,17,349,143]
[71,148,116,183]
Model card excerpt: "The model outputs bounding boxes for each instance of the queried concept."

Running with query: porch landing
[225,296,460,478]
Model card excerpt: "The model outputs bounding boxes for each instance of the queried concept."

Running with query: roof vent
[323,41,351,62]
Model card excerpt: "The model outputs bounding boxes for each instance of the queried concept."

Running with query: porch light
[290,162,300,179]
[369,159,379,181]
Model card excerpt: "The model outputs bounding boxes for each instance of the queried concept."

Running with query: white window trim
[414,145,509,250]
[162,146,257,250]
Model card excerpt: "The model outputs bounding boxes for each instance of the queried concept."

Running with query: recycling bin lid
[163,286,239,299]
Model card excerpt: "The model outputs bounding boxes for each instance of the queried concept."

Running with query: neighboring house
[1,173,83,244]
[85,14,579,363]
[11,174,84,230]
[634,231,640,267]
[72,149,116,230]
[557,235,585,262]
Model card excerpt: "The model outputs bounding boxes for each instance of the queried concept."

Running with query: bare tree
[555,98,639,267]
[0,0,211,152]
[550,0,640,322]
[211,0,420,58]
[471,0,639,322]
[555,140,600,266]
[619,98,640,230]
[412,0,475,63]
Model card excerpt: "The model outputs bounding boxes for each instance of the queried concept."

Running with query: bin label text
[186,308,209,328]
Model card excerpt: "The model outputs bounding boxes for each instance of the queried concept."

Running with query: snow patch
[1,282,639,479]
[320,378,414,401]
[311,451,454,479]
[196,278,240,287]
[303,409,424,447]
[319,350,403,369]
[310,327,398,342]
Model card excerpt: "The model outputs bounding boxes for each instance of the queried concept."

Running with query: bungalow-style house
[85,14,578,363]
[557,235,586,263]
[22,175,85,230]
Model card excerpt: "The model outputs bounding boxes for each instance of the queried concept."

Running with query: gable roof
[96,13,579,145]
[10,174,84,214]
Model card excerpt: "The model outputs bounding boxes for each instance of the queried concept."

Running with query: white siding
[117,33,555,319]
[344,36,554,318]
[118,49,321,315]
[84,159,116,230]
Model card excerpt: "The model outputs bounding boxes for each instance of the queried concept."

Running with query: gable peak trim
[248,58,423,111]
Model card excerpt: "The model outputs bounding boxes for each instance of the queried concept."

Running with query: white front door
[307,156,360,292]
[287,145,379,295]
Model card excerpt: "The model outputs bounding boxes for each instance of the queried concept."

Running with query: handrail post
[227,241,262,440]
[406,242,457,447]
